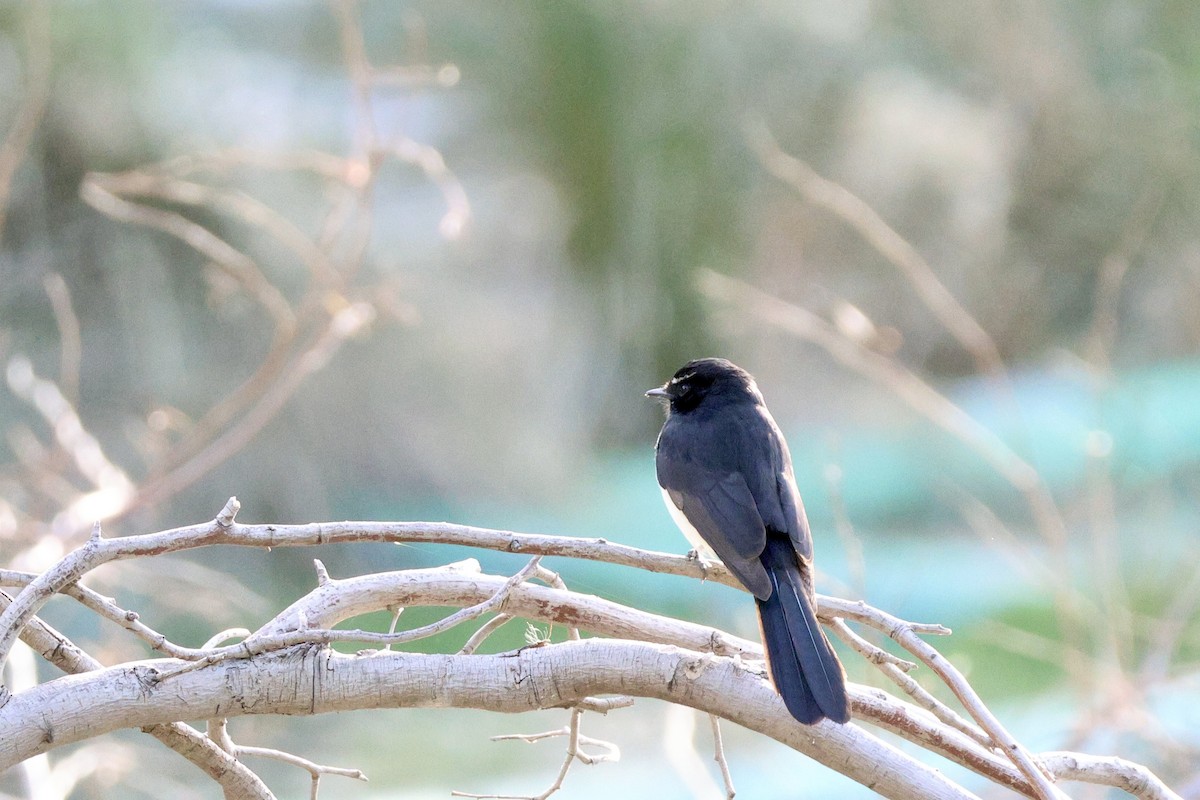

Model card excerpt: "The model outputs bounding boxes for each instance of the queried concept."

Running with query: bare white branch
[0,589,275,799]
[1041,752,1182,800]
[0,508,1181,799]
[0,506,768,672]
[236,746,367,789]
[0,637,980,800]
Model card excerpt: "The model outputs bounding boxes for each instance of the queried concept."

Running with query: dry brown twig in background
[0,0,51,245]
[745,120,1008,383]
[9,0,471,544]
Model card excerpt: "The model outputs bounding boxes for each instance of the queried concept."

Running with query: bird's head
[645,358,762,414]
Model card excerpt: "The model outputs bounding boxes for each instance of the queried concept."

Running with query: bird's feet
[685,548,715,580]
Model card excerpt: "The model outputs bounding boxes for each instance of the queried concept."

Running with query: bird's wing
[750,408,814,564]
[657,455,772,600]
[771,456,814,563]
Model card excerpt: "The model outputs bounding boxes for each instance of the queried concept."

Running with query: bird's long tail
[755,533,850,724]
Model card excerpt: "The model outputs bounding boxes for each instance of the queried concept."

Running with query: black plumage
[647,358,849,724]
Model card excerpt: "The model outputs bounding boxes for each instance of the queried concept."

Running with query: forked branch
[0,500,1182,800]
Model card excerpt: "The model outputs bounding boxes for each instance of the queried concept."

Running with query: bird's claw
[686,549,715,579]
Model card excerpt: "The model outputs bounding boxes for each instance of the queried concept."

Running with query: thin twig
[371,62,461,88]
[1141,562,1200,684]
[381,604,404,651]
[42,275,82,406]
[85,171,330,279]
[709,714,736,799]
[823,461,868,600]
[330,0,378,153]
[0,567,261,661]
[325,0,381,283]
[128,303,374,515]
[237,746,368,791]
[458,613,513,655]
[208,716,366,799]
[4,356,137,538]
[380,139,470,238]
[453,708,616,800]
[1083,184,1166,370]
[78,180,294,327]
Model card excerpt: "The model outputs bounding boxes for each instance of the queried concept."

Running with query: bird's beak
[645,386,670,399]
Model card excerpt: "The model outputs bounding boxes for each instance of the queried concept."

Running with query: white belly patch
[661,488,719,560]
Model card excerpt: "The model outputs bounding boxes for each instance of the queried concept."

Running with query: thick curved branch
[0,640,978,800]
[0,589,274,799]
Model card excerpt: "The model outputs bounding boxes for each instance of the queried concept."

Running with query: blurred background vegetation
[2,1,1199,798]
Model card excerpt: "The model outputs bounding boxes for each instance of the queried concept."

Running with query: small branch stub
[217,497,241,527]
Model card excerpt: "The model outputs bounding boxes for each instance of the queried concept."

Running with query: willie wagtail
[647,358,850,724]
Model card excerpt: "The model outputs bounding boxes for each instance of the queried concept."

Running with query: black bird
[647,358,850,724]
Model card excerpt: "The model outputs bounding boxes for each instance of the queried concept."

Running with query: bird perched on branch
[647,358,849,724]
